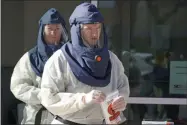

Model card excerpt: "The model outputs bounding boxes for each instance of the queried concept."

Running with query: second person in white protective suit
[10,8,69,124]
[40,2,130,125]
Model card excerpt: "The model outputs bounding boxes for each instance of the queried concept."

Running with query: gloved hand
[111,96,127,111]
[82,90,106,104]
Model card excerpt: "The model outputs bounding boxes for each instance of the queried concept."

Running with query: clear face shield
[80,23,104,48]
[43,23,69,45]
[60,24,69,42]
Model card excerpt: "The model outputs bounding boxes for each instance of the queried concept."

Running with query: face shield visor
[43,23,69,45]
[80,22,104,48]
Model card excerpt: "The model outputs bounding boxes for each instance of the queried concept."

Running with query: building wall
[2,2,24,67]
[2,1,84,67]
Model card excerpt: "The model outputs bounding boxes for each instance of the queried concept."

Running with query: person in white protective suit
[39,2,130,125]
[10,8,69,124]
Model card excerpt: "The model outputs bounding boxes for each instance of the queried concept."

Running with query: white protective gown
[10,52,52,124]
[40,50,130,124]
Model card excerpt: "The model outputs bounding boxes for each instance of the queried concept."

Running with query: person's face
[43,24,62,45]
[81,23,102,48]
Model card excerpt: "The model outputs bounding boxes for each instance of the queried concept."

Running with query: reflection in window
[98,0,116,8]
[129,0,187,97]
[98,0,187,123]
[124,0,187,123]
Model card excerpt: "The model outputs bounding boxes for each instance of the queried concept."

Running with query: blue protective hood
[29,8,69,77]
[61,3,111,87]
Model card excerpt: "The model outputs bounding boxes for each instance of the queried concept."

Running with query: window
[94,0,187,123]
[98,0,116,8]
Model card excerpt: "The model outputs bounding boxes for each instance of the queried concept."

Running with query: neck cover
[61,3,111,87]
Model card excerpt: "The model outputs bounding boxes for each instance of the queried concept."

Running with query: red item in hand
[107,103,120,121]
